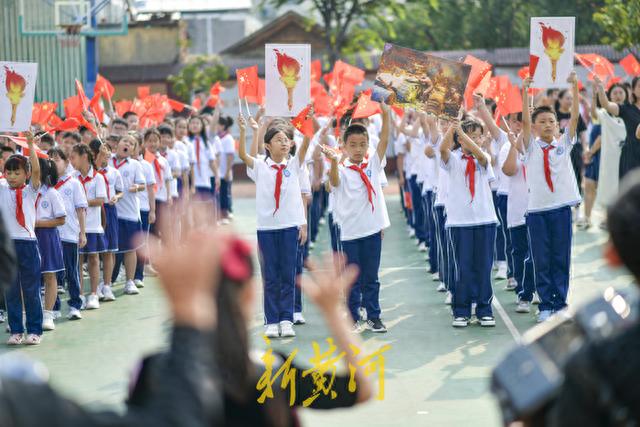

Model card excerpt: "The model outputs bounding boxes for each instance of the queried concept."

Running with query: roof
[132,0,252,14]
[220,10,325,55]
[99,62,182,83]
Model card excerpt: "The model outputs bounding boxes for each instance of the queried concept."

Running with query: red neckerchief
[98,168,111,200]
[195,136,201,172]
[347,161,377,212]
[34,192,42,213]
[271,164,286,215]
[145,150,162,192]
[462,154,476,201]
[79,169,97,194]
[522,165,527,182]
[11,184,28,232]
[54,176,71,190]
[113,157,127,169]
[541,144,555,192]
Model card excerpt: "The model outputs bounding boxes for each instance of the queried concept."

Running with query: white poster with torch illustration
[529,17,575,89]
[265,44,310,117]
[0,62,38,132]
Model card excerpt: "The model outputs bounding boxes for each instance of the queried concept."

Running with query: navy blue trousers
[449,224,496,318]
[5,240,42,335]
[422,191,438,273]
[294,231,309,313]
[219,178,232,212]
[133,210,150,282]
[510,225,535,302]
[496,194,513,277]
[526,206,572,312]
[258,227,299,324]
[328,213,341,253]
[342,232,382,322]
[403,178,413,227]
[56,241,83,310]
[409,176,426,243]
[493,191,506,262]
[434,205,451,289]
[309,189,323,243]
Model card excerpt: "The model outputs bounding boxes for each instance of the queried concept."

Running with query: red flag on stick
[352,89,381,119]
[291,105,315,138]
[95,74,115,101]
[332,60,365,86]
[529,55,540,78]
[168,99,186,112]
[236,66,259,99]
[137,86,151,99]
[246,79,265,106]
[464,55,492,109]
[0,135,49,159]
[75,79,90,111]
[63,95,84,119]
[575,53,615,80]
[620,54,640,77]
[311,60,322,82]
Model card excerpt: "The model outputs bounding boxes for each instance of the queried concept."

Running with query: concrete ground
[0,186,635,426]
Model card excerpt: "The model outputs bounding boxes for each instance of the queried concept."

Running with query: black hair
[111,117,128,129]
[62,132,82,143]
[157,124,174,137]
[1,146,15,156]
[48,147,67,162]
[38,157,58,187]
[78,126,90,135]
[218,115,234,131]
[607,170,640,279]
[123,111,138,119]
[453,119,484,148]
[72,143,95,170]
[485,98,497,115]
[607,83,629,105]
[187,116,209,147]
[554,89,571,113]
[3,154,29,174]
[532,106,557,123]
[263,125,293,160]
[36,132,55,146]
[510,112,523,122]
[343,123,369,143]
[143,128,161,142]
[631,76,640,105]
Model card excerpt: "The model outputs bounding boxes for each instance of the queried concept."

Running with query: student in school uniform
[49,148,88,320]
[440,117,498,328]
[157,124,183,220]
[188,116,219,210]
[1,134,44,345]
[420,113,441,277]
[522,73,582,322]
[402,113,428,250]
[237,114,311,339]
[34,158,67,331]
[123,111,140,132]
[295,141,312,326]
[95,143,123,302]
[143,128,172,238]
[110,135,147,296]
[324,103,391,333]
[172,117,194,198]
[71,143,108,310]
[134,134,157,289]
[217,115,236,223]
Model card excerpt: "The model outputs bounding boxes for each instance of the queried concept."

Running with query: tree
[168,56,229,102]
[594,0,640,57]
[261,0,417,64]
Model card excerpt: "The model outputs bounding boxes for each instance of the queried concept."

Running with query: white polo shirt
[247,155,306,231]
[299,163,311,196]
[218,133,236,179]
[149,154,172,202]
[112,157,146,222]
[189,136,216,189]
[334,152,390,241]
[35,186,66,221]
[524,133,582,213]
[161,149,180,198]
[442,149,497,228]
[75,168,107,233]
[174,139,195,166]
[434,138,449,208]
[0,182,39,240]
[494,130,510,196]
[55,175,88,243]
[99,166,124,203]
[138,158,157,211]
[498,143,528,229]
[422,135,440,193]
[407,133,423,177]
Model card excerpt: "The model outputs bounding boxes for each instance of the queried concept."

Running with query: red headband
[220,238,253,282]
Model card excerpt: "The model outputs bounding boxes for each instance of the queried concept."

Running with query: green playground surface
[1,194,634,426]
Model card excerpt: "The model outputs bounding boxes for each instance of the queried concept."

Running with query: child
[123,111,139,131]
[143,128,172,237]
[49,148,88,320]
[440,117,498,328]
[172,117,194,199]
[96,144,123,302]
[157,124,182,203]
[35,158,67,331]
[324,103,391,333]
[1,134,43,345]
[217,115,236,223]
[134,134,157,288]
[237,114,311,338]
[188,116,219,207]
[110,135,147,295]
[522,73,582,322]
[71,142,108,310]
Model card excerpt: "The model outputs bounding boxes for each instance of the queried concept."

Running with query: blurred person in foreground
[549,170,640,426]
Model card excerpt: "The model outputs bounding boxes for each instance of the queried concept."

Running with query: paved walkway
[1,193,634,426]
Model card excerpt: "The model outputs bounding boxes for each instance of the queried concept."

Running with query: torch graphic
[274,49,301,111]
[4,66,27,126]
[540,23,565,82]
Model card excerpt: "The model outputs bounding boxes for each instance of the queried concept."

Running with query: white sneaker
[86,294,100,310]
[408,229,416,238]
[516,301,531,313]
[444,291,452,305]
[280,321,296,337]
[494,262,508,280]
[57,285,65,294]
[492,261,498,271]
[532,293,540,305]
[68,307,83,320]
[24,334,41,345]
[358,307,367,321]
[436,282,447,292]
[53,311,62,319]
[219,218,231,225]
[351,320,365,333]
[134,279,145,288]
[431,272,440,282]
[293,312,306,325]
[309,241,315,249]
[264,324,280,338]
[124,281,140,295]
[537,310,553,323]
[0,310,5,323]
[452,317,469,327]
[97,282,105,300]
[102,285,116,301]
[505,278,517,291]
[479,316,496,327]
[418,242,427,252]
[319,217,326,225]
[80,295,87,310]
[42,310,55,331]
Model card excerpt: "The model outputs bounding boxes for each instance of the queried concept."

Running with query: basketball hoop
[56,24,82,48]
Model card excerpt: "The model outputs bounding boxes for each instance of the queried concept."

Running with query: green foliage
[167,56,229,102]
[594,0,640,55]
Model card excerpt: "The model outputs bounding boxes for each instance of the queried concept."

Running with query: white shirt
[138,158,157,211]
[407,133,424,177]
[524,133,582,213]
[494,130,510,195]
[55,175,88,243]
[99,166,124,203]
[434,138,449,207]
[442,150,497,228]
[422,135,439,193]
[498,143,528,228]
[148,153,172,202]
[174,139,195,167]
[334,152,390,241]
[161,149,180,198]
[217,133,236,178]
[189,136,216,189]
[112,157,146,222]
[35,186,66,221]
[75,167,107,233]
[247,155,306,230]
[0,182,39,240]
[299,163,311,196]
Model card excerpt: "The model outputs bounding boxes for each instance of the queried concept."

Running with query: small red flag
[192,97,202,110]
[137,86,151,99]
[505,84,523,114]
[114,100,133,117]
[313,93,333,117]
[517,66,530,80]
[311,60,322,82]
[575,53,615,80]
[352,89,381,119]
[332,61,365,86]
[75,79,90,111]
[95,74,115,101]
[620,54,640,77]
[89,93,105,122]
[2,136,49,159]
[464,55,492,109]
[63,95,84,119]
[246,79,265,106]
[236,65,259,99]
[291,105,315,138]
[529,55,540,78]
[54,117,81,132]
[168,98,186,112]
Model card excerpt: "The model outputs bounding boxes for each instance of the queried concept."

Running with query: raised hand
[237,115,247,132]
[249,116,259,131]
[320,144,339,162]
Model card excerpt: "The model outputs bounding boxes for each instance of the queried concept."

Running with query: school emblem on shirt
[41,201,49,209]
[123,170,130,177]
[366,169,372,178]
[556,146,564,155]
[283,169,291,178]
[64,188,72,197]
